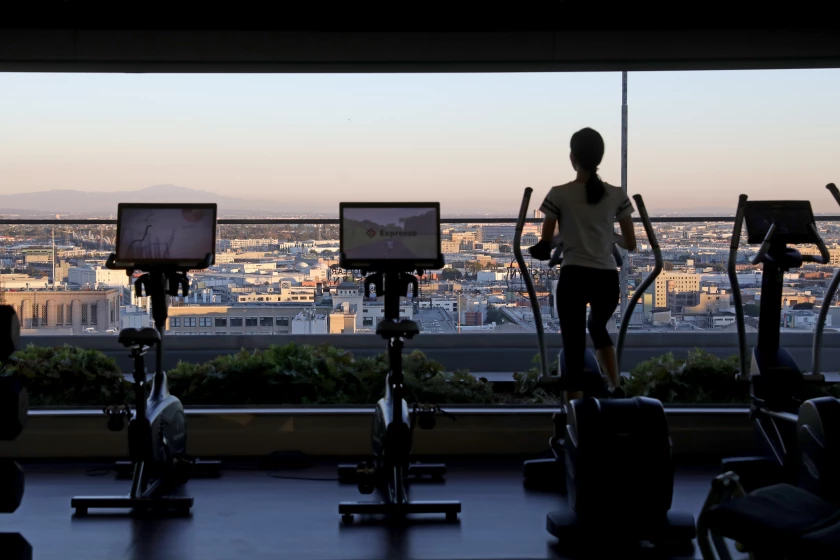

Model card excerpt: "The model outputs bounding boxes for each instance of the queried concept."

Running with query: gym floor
[4,461,744,560]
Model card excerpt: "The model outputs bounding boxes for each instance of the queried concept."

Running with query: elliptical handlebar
[802,223,832,264]
[729,195,750,380]
[616,194,662,369]
[749,223,778,266]
[812,183,840,377]
[513,187,549,380]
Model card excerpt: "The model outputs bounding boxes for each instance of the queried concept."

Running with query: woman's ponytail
[585,172,606,205]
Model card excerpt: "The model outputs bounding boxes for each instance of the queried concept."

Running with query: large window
[3,69,840,408]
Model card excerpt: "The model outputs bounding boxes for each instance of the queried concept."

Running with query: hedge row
[4,344,839,407]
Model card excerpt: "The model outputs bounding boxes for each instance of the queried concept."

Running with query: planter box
[0,406,753,460]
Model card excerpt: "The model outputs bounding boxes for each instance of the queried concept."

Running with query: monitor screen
[340,203,442,269]
[115,203,217,267]
[743,201,817,245]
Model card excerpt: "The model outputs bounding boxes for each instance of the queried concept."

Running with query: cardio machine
[721,186,840,503]
[71,203,221,515]
[543,192,694,550]
[0,305,33,560]
[698,185,840,559]
[337,202,460,524]
[521,187,665,490]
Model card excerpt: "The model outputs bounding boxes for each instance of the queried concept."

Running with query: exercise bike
[337,201,460,524]
[0,305,33,560]
[720,184,840,504]
[521,187,664,490]
[71,202,221,515]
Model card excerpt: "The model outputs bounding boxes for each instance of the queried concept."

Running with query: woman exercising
[529,127,636,401]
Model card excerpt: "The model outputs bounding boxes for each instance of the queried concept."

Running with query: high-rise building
[654,272,701,308]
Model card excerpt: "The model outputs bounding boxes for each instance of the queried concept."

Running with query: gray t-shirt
[539,181,634,270]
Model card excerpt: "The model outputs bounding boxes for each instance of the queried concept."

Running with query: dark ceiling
[2,4,839,73]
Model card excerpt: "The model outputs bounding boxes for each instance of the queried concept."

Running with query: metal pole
[619,71,629,317]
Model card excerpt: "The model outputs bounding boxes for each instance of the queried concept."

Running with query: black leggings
[556,265,620,391]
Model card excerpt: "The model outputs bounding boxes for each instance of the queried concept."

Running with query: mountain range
[0,185,821,218]
[0,185,289,216]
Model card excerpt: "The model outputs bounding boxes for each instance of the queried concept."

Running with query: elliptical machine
[337,202,460,524]
[71,202,221,515]
[516,188,693,549]
[521,187,664,490]
[721,185,840,504]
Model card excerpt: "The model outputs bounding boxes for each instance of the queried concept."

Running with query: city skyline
[2,69,839,213]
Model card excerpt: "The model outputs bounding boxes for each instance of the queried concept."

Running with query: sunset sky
[2,69,838,214]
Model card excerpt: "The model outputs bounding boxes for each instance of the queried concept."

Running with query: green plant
[624,349,748,404]
[167,343,364,405]
[511,354,562,404]
[167,344,495,405]
[8,344,130,406]
[401,350,494,404]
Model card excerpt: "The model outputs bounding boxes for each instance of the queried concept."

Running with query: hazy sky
[2,70,839,213]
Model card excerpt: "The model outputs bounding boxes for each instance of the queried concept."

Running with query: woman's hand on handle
[529,240,552,261]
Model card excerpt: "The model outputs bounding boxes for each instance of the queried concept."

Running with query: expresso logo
[380,229,418,238]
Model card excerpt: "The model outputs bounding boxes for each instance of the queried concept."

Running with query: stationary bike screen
[340,203,443,270]
[115,203,217,269]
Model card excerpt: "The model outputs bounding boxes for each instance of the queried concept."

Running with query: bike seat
[376,320,421,339]
[118,328,161,348]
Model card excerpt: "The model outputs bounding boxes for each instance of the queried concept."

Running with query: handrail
[5,216,840,226]
[512,187,549,379]
[812,183,840,376]
[729,194,749,380]
[616,194,662,369]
